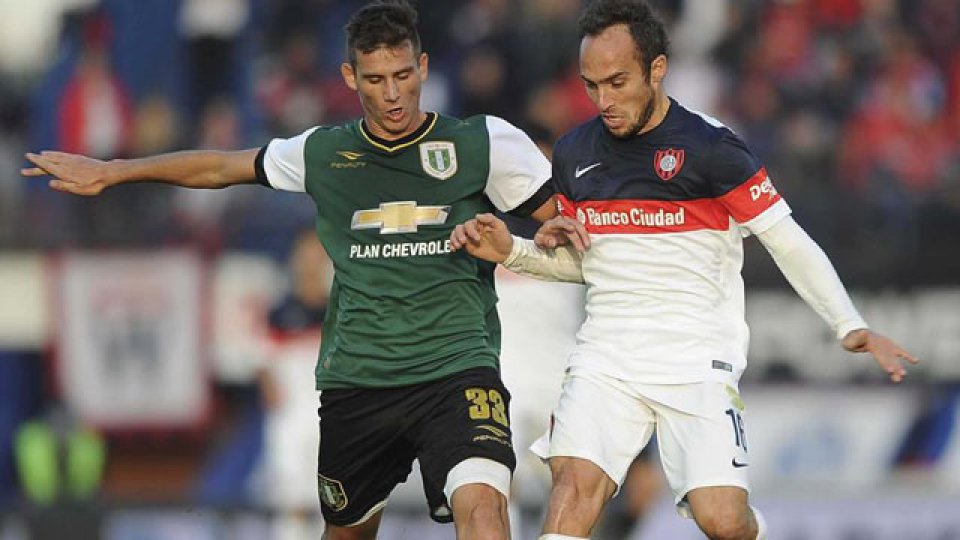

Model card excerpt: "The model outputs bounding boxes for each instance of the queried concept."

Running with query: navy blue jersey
[553,97,782,233]
[551,98,791,385]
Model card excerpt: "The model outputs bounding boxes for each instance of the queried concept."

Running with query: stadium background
[0,0,958,538]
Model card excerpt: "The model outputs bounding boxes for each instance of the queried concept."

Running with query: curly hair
[344,0,421,64]
[578,0,669,72]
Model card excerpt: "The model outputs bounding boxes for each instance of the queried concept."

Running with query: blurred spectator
[178,0,250,119]
[839,32,951,195]
[913,159,960,283]
[255,231,330,538]
[172,96,244,250]
[131,94,181,157]
[447,0,514,50]
[729,73,782,164]
[524,75,596,141]
[0,86,24,246]
[662,0,727,111]
[446,0,528,116]
[257,32,328,135]
[256,32,359,134]
[907,0,960,70]
[0,0,92,80]
[757,1,818,83]
[815,36,860,119]
[458,47,513,118]
[14,405,105,506]
[57,13,133,159]
[812,0,863,30]
[519,0,581,84]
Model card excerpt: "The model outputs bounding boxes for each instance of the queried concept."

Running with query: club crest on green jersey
[419,141,458,180]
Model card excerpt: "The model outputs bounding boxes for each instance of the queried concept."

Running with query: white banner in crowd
[210,254,283,383]
[746,288,960,381]
[0,253,48,348]
[57,251,207,428]
[740,387,920,493]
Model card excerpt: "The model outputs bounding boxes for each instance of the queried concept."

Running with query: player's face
[580,24,666,138]
[341,41,428,139]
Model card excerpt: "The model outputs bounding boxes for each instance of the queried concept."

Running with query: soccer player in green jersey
[22,2,556,539]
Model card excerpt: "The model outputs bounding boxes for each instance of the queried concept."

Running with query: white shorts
[530,368,751,510]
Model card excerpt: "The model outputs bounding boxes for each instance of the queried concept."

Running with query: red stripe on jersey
[557,194,578,219]
[557,195,730,234]
[717,168,781,224]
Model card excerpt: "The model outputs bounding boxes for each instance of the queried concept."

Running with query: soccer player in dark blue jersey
[452,1,917,539]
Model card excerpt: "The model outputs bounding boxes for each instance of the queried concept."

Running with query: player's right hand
[21,151,112,196]
[450,213,513,263]
[534,216,591,253]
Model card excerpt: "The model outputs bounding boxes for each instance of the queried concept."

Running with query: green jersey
[256,113,551,389]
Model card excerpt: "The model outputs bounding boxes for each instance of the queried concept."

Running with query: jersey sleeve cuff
[740,199,791,236]
[507,183,554,217]
[254,145,273,189]
[502,236,525,267]
[835,318,869,340]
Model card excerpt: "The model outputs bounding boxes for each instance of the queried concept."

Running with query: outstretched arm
[450,213,584,283]
[21,149,260,196]
[757,216,918,382]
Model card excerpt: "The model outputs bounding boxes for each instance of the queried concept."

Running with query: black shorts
[316,367,516,526]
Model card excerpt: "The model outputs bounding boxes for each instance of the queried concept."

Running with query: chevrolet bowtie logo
[351,201,451,234]
[336,151,365,160]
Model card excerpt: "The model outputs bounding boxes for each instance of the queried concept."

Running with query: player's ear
[649,54,667,85]
[418,52,429,82]
[341,62,358,91]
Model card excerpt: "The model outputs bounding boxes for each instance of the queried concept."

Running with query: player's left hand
[841,329,919,383]
[449,213,513,263]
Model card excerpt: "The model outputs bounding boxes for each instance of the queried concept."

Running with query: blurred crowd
[0,0,957,286]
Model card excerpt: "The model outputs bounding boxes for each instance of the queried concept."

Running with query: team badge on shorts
[318,473,348,511]
[419,141,458,180]
[654,148,685,181]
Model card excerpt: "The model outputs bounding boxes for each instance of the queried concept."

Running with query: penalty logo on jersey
[352,201,451,234]
[419,141,458,180]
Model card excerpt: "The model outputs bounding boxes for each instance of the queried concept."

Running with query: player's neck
[637,92,670,135]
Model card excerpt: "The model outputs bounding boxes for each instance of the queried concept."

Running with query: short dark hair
[344,0,421,65]
[578,0,669,71]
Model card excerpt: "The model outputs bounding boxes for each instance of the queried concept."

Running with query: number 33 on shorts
[465,387,509,427]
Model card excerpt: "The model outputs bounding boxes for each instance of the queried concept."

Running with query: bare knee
[686,487,756,540]
[694,506,755,540]
[550,475,603,517]
[451,483,509,540]
[543,457,616,536]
